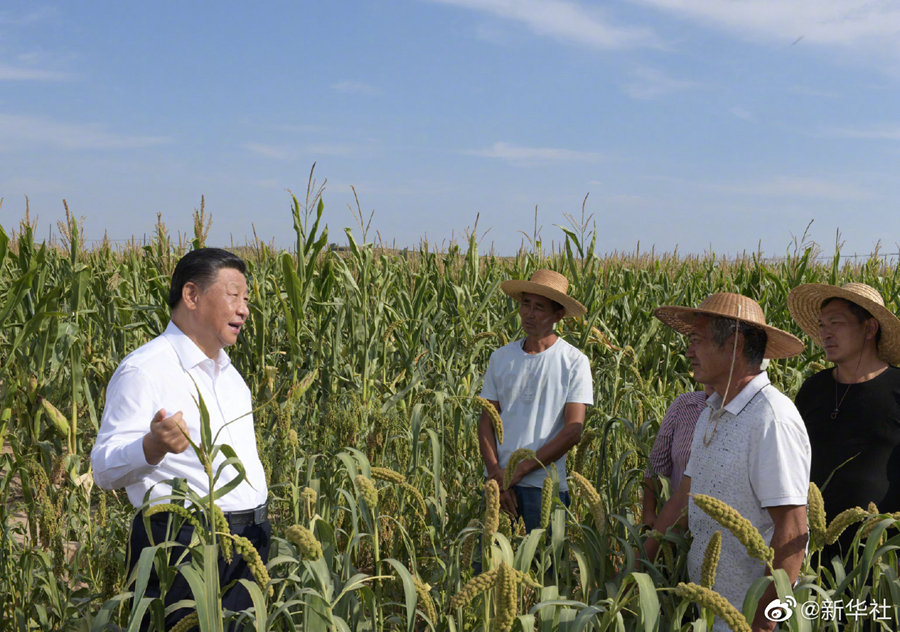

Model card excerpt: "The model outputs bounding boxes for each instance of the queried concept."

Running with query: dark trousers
[512,485,570,533]
[473,485,570,573]
[127,512,271,632]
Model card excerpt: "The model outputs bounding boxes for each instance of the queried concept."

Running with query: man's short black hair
[169,248,247,309]
[821,297,882,344]
[549,298,564,313]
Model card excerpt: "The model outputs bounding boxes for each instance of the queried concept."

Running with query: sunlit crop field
[2,192,900,631]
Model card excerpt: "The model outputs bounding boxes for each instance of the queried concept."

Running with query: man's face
[192,267,250,353]
[686,315,735,389]
[520,292,564,337]
[818,299,872,364]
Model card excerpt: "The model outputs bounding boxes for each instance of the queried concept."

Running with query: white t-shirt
[480,337,594,491]
[684,371,810,631]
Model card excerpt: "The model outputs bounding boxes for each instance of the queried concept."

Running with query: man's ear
[181,281,201,310]
[866,318,880,340]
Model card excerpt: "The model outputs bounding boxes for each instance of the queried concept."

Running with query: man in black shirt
[788,283,900,564]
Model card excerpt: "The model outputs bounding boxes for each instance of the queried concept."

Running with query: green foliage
[3,195,900,630]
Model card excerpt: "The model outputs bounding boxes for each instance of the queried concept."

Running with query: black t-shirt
[796,366,900,555]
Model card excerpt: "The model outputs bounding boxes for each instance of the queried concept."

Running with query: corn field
[3,191,900,632]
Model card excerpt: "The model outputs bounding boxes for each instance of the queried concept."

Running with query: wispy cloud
[250,178,281,189]
[713,176,877,201]
[429,0,660,50]
[646,172,878,201]
[632,0,900,51]
[729,106,756,122]
[820,124,900,141]
[0,62,73,81]
[330,80,381,96]
[0,8,59,26]
[606,194,652,205]
[243,142,298,160]
[243,141,375,160]
[467,141,601,164]
[0,175,67,194]
[307,143,370,157]
[789,85,841,98]
[622,67,697,100]
[0,114,171,150]
[273,123,331,134]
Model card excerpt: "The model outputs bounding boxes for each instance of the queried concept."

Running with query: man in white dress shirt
[92,248,268,630]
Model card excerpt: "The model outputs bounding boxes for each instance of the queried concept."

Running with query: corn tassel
[484,479,500,538]
[371,466,406,484]
[450,569,500,608]
[475,396,504,445]
[493,562,518,632]
[701,531,721,589]
[461,519,480,567]
[571,471,606,535]
[413,576,438,625]
[692,494,773,565]
[825,506,867,545]
[354,474,379,510]
[807,482,826,552]
[144,504,204,532]
[285,524,323,560]
[502,448,536,489]
[233,534,273,598]
[168,611,199,632]
[540,476,553,529]
[676,582,751,632]
[212,504,232,564]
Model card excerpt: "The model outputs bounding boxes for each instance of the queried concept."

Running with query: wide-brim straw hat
[653,292,805,359]
[501,269,586,318]
[787,282,900,365]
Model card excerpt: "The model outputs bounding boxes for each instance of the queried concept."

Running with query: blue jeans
[473,485,570,574]
[512,485,570,533]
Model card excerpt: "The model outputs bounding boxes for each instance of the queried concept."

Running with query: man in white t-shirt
[478,269,594,532]
[646,293,810,632]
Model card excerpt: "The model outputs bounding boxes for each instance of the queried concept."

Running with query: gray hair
[708,316,768,368]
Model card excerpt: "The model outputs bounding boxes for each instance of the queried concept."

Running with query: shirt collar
[163,320,232,371]
[706,371,770,416]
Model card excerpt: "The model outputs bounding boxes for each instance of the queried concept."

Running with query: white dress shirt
[91,321,268,512]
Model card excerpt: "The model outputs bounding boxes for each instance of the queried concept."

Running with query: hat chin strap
[704,306,742,447]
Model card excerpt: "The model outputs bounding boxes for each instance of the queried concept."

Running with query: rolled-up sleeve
[91,364,160,490]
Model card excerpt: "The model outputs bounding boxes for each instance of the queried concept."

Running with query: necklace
[832,379,852,419]
[703,407,726,447]
[831,344,867,419]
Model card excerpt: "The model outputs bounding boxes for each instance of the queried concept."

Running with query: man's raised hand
[143,408,190,465]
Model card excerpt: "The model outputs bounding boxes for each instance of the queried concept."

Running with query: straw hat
[653,292,804,359]
[501,269,586,318]
[787,282,900,365]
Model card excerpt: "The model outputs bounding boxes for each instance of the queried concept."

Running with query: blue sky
[1,1,898,257]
